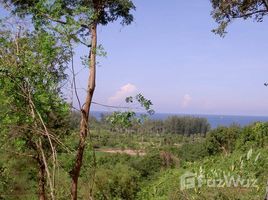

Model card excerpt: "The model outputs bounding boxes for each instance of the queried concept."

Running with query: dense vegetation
[1,112,268,199]
[1,0,268,199]
[70,111,210,136]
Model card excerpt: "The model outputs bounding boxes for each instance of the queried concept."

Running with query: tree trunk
[265,180,268,200]
[38,157,46,200]
[70,22,97,200]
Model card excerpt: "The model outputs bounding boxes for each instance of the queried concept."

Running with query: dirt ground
[96,148,146,156]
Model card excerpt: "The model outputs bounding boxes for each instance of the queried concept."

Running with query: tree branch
[69,44,82,110]
[262,0,268,11]
[92,101,140,110]
[232,9,267,19]
[42,13,89,29]
[37,139,55,200]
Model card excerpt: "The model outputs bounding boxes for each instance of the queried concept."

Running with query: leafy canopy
[211,0,268,36]
[0,27,70,156]
[3,0,135,45]
[107,94,155,130]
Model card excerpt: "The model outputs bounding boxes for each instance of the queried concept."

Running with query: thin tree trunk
[70,22,97,200]
[265,180,268,200]
[38,156,46,200]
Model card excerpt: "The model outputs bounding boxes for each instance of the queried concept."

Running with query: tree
[211,0,268,36]
[0,26,70,199]
[1,0,135,199]
[205,125,240,156]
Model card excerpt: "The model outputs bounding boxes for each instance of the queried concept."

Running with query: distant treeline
[141,116,210,136]
[70,111,210,136]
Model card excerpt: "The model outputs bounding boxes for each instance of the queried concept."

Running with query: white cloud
[181,94,192,108]
[108,83,137,104]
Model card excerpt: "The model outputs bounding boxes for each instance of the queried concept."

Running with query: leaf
[246,148,253,160]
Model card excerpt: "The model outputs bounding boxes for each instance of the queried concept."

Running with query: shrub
[237,122,268,150]
[178,141,208,162]
[93,164,140,200]
[131,152,163,178]
[205,125,240,155]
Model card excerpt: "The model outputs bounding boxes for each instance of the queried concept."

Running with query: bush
[178,141,208,162]
[93,164,140,200]
[236,122,268,150]
[205,125,240,155]
[131,152,163,178]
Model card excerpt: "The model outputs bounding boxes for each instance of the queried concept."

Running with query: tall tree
[1,0,135,199]
[0,27,70,199]
[211,0,268,36]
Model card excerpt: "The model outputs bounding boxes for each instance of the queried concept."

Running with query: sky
[1,1,268,116]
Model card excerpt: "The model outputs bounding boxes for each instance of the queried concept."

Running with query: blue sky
[1,1,268,116]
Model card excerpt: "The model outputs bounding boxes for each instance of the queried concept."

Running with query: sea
[91,111,268,129]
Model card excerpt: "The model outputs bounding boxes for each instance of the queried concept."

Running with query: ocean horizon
[90,111,268,129]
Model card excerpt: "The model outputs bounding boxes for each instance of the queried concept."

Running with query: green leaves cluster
[3,0,135,47]
[0,30,69,128]
[236,122,268,149]
[0,26,71,193]
[205,125,241,155]
[106,93,155,131]
[125,93,155,115]
[211,0,268,36]
[107,111,136,130]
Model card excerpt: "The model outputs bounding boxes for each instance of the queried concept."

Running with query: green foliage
[0,26,71,198]
[205,125,241,155]
[1,118,268,199]
[138,148,268,200]
[0,30,70,144]
[134,93,155,115]
[93,164,140,200]
[106,93,155,132]
[3,0,135,46]
[107,111,136,131]
[178,141,209,162]
[0,29,69,131]
[164,116,210,136]
[1,1,138,196]
[236,122,268,150]
[211,0,268,36]
[131,152,163,178]
[0,153,37,200]
[69,111,100,131]
[133,116,210,136]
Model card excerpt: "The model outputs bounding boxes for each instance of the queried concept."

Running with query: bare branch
[37,139,55,200]
[42,13,89,29]
[92,101,140,110]
[232,9,267,19]
[69,44,82,110]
